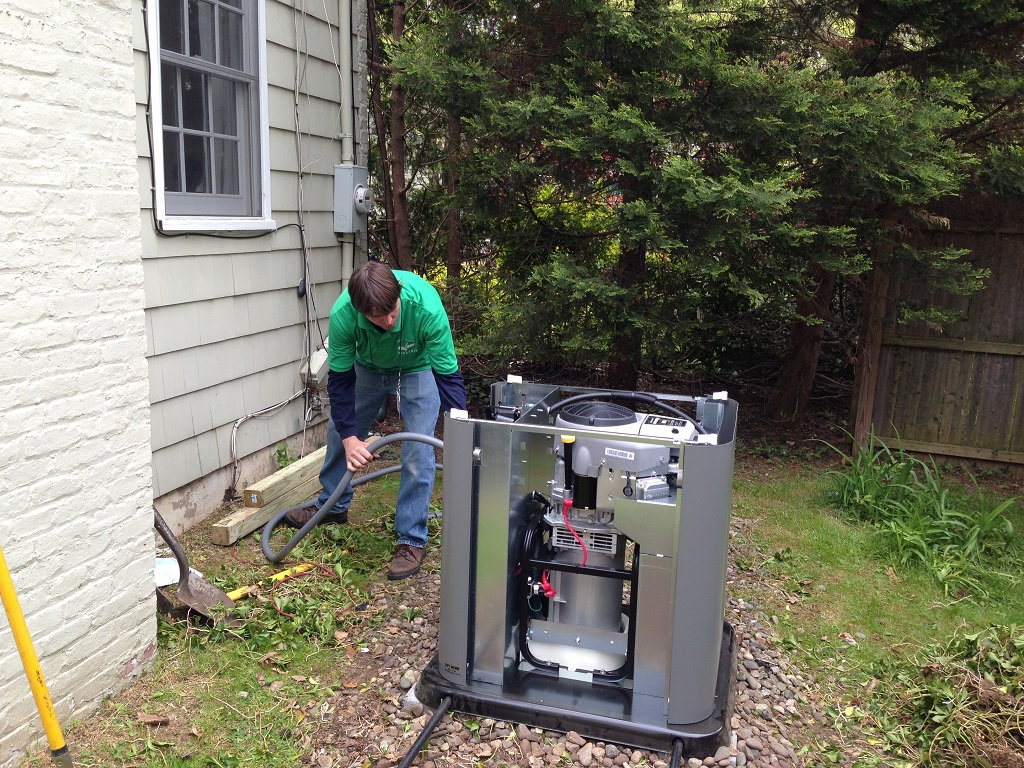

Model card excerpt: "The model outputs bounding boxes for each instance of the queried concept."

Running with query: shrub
[822,428,1017,597]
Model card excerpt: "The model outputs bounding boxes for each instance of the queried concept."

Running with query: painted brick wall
[0,1,156,766]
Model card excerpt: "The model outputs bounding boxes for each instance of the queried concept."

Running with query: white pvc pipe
[339,0,355,164]
[339,0,357,285]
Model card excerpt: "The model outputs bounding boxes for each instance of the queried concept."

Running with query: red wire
[540,569,556,598]
[562,498,588,566]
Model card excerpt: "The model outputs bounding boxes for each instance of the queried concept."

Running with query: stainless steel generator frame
[417,380,738,753]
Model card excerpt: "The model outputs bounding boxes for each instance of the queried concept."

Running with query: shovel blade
[154,508,237,623]
[177,574,236,616]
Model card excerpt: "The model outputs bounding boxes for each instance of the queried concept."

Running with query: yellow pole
[0,545,73,768]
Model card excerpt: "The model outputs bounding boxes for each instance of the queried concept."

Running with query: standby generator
[416,379,738,753]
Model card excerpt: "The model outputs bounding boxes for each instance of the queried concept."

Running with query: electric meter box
[300,343,329,389]
[333,163,371,234]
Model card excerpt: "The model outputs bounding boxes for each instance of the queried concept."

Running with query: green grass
[25,472,440,768]
[36,627,357,768]
[25,452,1024,768]
[732,459,1024,767]
[737,472,1022,660]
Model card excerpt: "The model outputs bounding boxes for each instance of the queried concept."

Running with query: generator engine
[417,380,738,754]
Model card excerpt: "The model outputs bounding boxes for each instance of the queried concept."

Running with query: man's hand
[342,435,377,472]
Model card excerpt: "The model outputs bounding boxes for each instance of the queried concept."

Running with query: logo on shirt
[397,340,416,356]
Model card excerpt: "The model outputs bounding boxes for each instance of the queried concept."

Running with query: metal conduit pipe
[261,431,444,563]
[337,0,357,286]
[338,0,355,164]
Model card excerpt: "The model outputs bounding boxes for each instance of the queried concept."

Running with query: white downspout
[338,0,356,287]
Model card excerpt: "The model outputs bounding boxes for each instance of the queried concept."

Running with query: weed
[401,606,422,622]
[820,428,1020,598]
[271,443,296,469]
[862,624,1024,767]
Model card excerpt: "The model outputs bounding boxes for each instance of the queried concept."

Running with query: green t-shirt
[327,270,459,375]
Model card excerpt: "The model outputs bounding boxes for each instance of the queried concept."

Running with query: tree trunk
[445,115,462,291]
[606,240,646,391]
[764,2,889,422]
[366,0,396,265]
[766,268,837,421]
[388,0,414,269]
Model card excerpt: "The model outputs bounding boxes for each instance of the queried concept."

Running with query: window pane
[180,68,207,131]
[163,131,182,192]
[161,65,179,127]
[215,138,240,195]
[187,0,216,62]
[219,7,243,70]
[158,0,261,217]
[160,0,184,53]
[210,76,237,135]
[183,134,210,193]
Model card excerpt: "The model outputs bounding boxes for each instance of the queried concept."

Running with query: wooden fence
[855,215,1024,473]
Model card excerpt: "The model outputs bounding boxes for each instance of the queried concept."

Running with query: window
[149,0,272,229]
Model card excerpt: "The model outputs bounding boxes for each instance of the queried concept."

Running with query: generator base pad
[417,622,736,755]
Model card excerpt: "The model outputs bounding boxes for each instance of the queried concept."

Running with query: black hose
[515,496,561,674]
[397,695,452,768]
[669,738,684,768]
[261,431,444,563]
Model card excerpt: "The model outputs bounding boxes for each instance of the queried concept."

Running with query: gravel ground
[303,515,833,768]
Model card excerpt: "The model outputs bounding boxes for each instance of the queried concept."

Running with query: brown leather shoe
[388,544,425,580]
[283,501,348,528]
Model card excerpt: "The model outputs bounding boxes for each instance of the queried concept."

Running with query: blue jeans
[317,363,440,548]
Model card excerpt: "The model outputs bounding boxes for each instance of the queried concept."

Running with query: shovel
[154,509,235,620]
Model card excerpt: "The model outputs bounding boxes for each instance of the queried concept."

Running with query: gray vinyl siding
[134,0,363,497]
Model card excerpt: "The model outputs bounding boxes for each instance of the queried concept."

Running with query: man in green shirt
[286,261,467,580]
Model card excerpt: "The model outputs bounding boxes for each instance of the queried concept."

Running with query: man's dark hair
[349,261,401,316]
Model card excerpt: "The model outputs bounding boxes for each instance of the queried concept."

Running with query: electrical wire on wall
[226,389,308,500]
[139,0,361,499]
[292,0,326,454]
[289,0,362,458]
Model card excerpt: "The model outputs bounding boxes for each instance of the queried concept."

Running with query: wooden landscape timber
[210,447,325,546]
[242,446,326,507]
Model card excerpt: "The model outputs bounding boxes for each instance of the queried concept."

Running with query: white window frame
[147,0,275,232]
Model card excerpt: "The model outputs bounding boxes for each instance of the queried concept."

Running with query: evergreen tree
[371,0,1024,406]
[763,0,1024,420]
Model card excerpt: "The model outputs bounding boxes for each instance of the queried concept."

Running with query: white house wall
[2,0,367,763]
[136,0,368,529]
[0,1,155,765]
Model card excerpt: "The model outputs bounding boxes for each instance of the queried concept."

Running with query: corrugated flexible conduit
[261,431,444,563]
